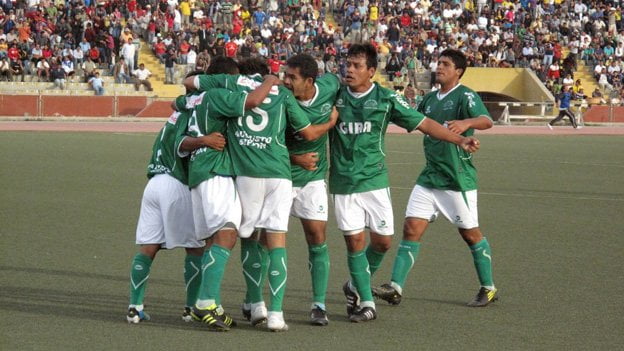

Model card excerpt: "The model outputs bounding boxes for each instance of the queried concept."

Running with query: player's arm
[244,74,281,109]
[297,106,339,141]
[183,73,229,92]
[447,116,493,134]
[417,118,480,153]
[179,132,226,152]
[290,152,319,171]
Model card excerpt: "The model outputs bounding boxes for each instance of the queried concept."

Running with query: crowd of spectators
[2,0,624,102]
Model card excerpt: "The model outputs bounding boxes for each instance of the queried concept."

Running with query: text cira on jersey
[236,75,280,96]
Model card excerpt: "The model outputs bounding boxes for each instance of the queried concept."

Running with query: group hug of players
[125,44,498,332]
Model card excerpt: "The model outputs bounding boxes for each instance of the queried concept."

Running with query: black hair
[206,56,240,75]
[286,54,318,81]
[440,49,468,79]
[239,57,270,76]
[347,43,378,70]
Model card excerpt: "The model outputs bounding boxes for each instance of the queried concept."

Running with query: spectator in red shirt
[179,40,191,64]
[8,45,20,61]
[89,46,101,64]
[225,39,238,58]
[267,54,283,75]
[153,39,167,63]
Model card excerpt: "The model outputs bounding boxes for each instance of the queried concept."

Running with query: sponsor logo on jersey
[336,98,345,107]
[425,105,432,114]
[443,100,454,111]
[392,93,411,109]
[235,130,273,149]
[337,121,371,134]
[237,76,279,95]
[464,92,476,108]
[167,111,180,125]
[320,103,332,115]
[364,99,378,109]
[185,93,204,109]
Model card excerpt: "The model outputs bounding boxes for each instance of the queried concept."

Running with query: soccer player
[331,44,480,323]
[126,97,226,324]
[372,49,498,308]
[184,58,283,331]
[184,58,338,331]
[282,54,341,326]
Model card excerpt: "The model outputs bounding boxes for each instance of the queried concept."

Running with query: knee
[371,238,392,253]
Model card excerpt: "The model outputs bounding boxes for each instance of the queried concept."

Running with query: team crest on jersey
[443,100,454,111]
[168,111,180,125]
[320,103,332,114]
[464,92,476,108]
[364,99,378,109]
[425,106,432,114]
[336,98,344,107]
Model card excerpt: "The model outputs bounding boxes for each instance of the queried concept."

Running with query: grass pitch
[1,132,623,350]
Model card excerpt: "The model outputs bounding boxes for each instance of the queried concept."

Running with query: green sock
[347,250,374,302]
[129,253,153,306]
[470,238,495,288]
[365,245,386,276]
[268,247,287,312]
[308,243,329,305]
[390,240,421,289]
[184,254,203,307]
[198,245,231,304]
[241,239,266,304]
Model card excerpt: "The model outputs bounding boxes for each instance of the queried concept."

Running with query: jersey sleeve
[173,112,191,158]
[174,95,187,112]
[206,88,247,118]
[194,73,236,91]
[283,89,311,132]
[318,73,341,97]
[462,90,491,120]
[390,92,425,132]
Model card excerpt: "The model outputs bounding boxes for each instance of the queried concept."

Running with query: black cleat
[241,304,251,321]
[467,287,499,307]
[342,281,360,316]
[127,308,150,324]
[372,283,402,305]
[310,306,329,326]
[349,307,377,323]
[182,306,193,322]
[191,304,231,331]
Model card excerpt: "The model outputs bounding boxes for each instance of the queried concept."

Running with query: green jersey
[416,84,491,191]
[146,110,191,184]
[196,74,311,179]
[181,89,247,188]
[329,83,425,194]
[286,73,341,187]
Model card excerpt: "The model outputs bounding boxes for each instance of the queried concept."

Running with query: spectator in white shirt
[132,63,153,91]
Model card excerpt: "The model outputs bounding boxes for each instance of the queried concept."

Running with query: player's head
[206,56,239,75]
[239,57,270,76]
[284,54,317,100]
[437,49,467,86]
[345,43,377,90]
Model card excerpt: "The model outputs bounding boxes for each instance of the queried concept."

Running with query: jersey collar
[347,83,375,99]
[298,83,319,107]
[436,83,461,100]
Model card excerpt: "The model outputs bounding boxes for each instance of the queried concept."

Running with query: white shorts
[135,174,202,249]
[291,179,328,221]
[405,184,479,229]
[333,188,394,236]
[236,176,293,238]
[191,175,242,240]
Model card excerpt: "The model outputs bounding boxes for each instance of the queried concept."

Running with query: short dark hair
[440,49,468,79]
[206,56,239,75]
[286,54,318,81]
[239,57,270,76]
[347,43,377,70]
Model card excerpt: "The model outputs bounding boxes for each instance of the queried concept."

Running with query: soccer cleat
[191,304,230,331]
[250,302,268,326]
[372,283,402,305]
[342,281,360,316]
[310,306,329,326]
[216,305,237,328]
[267,311,289,332]
[349,306,377,323]
[547,124,553,130]
[467,287,499,307]
[127,308,150,324]
[182,307,193,322]
[241,303,251,321]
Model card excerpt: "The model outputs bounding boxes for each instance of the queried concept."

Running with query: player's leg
[182,247,203,322]
[362,188,396,276]
[565,109,578,128]
[257,178,293,332]
[128,176,167,323]
[236,176,269,325]
[439,189,497,306]
[373,185,435,305]
[292,180,330,325]
[335,193,376,322]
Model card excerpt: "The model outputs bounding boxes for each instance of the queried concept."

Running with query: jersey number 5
[238,107,269,132]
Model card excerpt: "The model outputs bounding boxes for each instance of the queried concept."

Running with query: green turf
[1,132,623,350]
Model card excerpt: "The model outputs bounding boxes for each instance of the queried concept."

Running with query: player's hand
[263,74,282,85]
[328,107,339,127]
[447,120,471,134]
[291,152,319,171]
[201,132,226,151]
[459,137,480,153]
